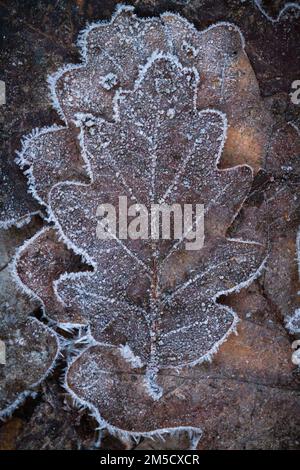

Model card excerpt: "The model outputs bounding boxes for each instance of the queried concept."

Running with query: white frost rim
[254,0,300,23]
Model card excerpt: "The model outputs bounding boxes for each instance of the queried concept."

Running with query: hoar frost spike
[2,5,271,442]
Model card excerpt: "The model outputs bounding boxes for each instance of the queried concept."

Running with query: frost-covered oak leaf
[4,6,268,435]
[46,54,265,431]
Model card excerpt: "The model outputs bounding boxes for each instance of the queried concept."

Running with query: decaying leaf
[0,224,59,418]
[230,122,300,325]
[0,161,40,229]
